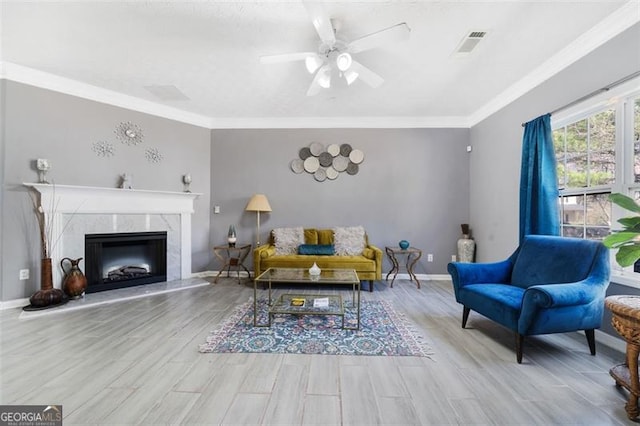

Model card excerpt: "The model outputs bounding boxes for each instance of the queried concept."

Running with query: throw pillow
[333,226,366,256]
[273,227,305,255]
[298,244,335,255]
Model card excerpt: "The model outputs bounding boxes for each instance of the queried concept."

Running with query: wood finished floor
[0,278,635,425]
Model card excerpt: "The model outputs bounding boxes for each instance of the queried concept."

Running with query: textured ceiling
[1,1,638,128]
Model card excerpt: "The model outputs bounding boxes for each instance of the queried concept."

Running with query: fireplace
[85,231,167,293]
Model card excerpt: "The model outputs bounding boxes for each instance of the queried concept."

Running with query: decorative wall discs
[291,142,364,182]
[340,143,352,156]
[327,144,340,157]
[314,168,327,182]
[349,149,365,164]
[303,156,320,173]
[309,141,324,156]
[318,152,333,167]
[326,167,339,180]
[332,156,349,172]
[299,147,312,160]
[290,158,304,174]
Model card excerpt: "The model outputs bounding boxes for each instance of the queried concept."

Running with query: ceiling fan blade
[350,60,384,88]
[348,22,411,54]
[306,64,331,96]
[260,52,316,64]
[302,0,336,45]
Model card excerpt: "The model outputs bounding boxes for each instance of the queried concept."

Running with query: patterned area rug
[199,299,432,356]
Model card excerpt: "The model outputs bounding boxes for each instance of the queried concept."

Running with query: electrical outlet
[213,205,221,214]
[451,255,457,262]
[19,269,29,280]
[427,254,433,262]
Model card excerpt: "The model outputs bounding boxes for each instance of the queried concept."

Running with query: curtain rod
[521,70,640,127]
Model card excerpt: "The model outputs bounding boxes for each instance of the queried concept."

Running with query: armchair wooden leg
[516,333,524,364]
[585,329,596,355]
[462,307,470,328]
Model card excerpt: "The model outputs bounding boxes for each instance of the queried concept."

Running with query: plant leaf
[603,231,640,248]
[618,216,640,229]
[616,245,640,267]
[610,193,640,213]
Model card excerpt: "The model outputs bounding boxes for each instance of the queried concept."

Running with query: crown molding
[209,116,471,129]
[0,62,214,129]
[467,0,640,127]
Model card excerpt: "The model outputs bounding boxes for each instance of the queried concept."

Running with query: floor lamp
[245,194,272,246]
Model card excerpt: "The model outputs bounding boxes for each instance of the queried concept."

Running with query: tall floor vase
[457,235,476,263]
[27,258,66,309]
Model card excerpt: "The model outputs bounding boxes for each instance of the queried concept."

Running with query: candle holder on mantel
[182,174,192,193]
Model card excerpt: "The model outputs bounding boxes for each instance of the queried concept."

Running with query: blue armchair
[447,235,610,363]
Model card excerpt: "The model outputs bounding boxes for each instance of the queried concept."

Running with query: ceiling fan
[260,1,411,96]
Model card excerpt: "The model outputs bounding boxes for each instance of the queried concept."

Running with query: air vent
[143,85,190,101]
[454,31,487,55]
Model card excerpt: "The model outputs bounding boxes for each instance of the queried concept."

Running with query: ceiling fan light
[344,70,359,85]
[318,74,331,89]
[336,52,352,71]
[305,55,323,74]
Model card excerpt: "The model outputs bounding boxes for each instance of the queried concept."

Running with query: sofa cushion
[298,244,335,255]
[317,229,334,245]
[273,227,305,255]
[333,226,365,255]
[304,229,318,245]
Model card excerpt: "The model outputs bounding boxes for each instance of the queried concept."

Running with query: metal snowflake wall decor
[145,147,163,163]
[92,141,115,157]
[114,121,144,146]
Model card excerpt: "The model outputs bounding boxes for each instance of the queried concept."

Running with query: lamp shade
[245,194,272,212]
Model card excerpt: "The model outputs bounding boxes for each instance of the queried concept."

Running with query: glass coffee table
[253,268,361,330]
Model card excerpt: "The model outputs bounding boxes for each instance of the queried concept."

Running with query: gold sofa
[253,228,383,292]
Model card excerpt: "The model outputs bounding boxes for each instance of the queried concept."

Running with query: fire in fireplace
[85,231,167,293]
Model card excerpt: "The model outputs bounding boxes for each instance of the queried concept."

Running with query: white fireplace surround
[24,183,200,289]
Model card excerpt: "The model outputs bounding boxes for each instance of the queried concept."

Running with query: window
[553,108,616,241]
[552,83,640,278]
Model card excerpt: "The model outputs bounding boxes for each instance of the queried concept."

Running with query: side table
[605,295,640,420]
[385,246,422,289]
[213,244,251,284]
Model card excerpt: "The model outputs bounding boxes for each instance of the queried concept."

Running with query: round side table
[605,295,640,420]
[213,243,252,284]
[384,246,422,289]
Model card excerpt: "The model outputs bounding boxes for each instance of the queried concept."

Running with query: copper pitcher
[61,257,87,299]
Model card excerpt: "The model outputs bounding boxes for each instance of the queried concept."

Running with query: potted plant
[603,193,640,267]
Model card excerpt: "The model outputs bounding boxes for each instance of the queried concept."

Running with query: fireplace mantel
[24,183,201,214]
[23,183,201,288]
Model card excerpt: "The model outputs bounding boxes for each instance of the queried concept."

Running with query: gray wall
[1,81,212,301]
[469,23,640,262]
[210,128,470,275]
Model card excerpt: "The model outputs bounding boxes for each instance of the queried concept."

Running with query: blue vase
[399,240,410,250]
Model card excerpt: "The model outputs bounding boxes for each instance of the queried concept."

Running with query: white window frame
[551,77,640,286]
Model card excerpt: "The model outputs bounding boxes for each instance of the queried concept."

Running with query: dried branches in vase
[25,186,75,309]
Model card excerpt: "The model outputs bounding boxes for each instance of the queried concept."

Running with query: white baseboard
[0,297,30,310]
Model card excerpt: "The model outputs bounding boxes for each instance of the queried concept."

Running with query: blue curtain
[519,113,560,243]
